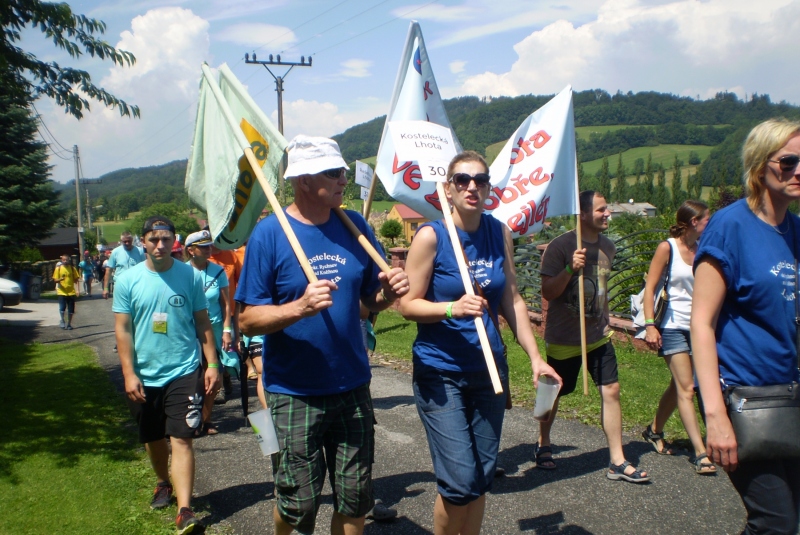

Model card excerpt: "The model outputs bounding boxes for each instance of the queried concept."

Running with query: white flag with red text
[374,21,461,220]
[486,86,579,238]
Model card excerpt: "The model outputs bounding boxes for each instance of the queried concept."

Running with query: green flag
[186,63,287,249]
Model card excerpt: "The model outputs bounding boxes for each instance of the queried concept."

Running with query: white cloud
[340,59,373,78]
[449,60,467,74]
[391,3,478,21]
[43,7,211,181]
[455,0,800,104]
[277,98,387,146]
[215,23,296,48]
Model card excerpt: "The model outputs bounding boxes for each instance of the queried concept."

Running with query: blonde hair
[670,200,708,237]
[742,118,800,211]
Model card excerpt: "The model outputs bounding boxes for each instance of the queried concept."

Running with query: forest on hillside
[56,89,800,221]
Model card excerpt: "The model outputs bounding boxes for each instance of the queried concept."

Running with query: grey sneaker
[59,320,65,329]
[175,507,204,534]
[150,481,173,509]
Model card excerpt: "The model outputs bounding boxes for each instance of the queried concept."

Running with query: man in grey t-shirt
[536,191,650,483]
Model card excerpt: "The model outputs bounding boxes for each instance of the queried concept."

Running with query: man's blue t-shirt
[186,261,228,325]
[695,199,800,387]
[108,245,145,281]
[112,261,209,387]
[235,209,383,396]
[412,215,507,372]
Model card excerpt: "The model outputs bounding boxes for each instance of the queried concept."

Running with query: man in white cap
[236,135,409,535]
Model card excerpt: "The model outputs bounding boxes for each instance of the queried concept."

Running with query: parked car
[0,278,23,311]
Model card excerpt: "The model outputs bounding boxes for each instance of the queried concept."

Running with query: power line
[311,0,439,57]
[31,102,71,153]
[281,0,397,54]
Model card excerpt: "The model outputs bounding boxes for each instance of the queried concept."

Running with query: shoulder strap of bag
[791,217,800,371]
[663,239,673,291]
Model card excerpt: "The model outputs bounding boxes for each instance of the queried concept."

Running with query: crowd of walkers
[102,119,800,535]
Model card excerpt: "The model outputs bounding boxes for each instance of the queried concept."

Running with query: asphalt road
[0,289,746,534]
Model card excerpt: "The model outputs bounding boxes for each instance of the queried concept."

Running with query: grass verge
[373,309,702,443]
[0,339,181,534]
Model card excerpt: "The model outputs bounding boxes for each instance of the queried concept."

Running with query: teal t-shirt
[186,261,228,325]
[78,260,94,278]
[112,261,209,387]
[108,245,145,281]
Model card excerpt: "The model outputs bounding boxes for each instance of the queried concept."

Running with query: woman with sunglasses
[399,151,561,535]
[692,118,800,534]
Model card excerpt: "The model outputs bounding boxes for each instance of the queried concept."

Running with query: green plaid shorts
[267,383,374,534]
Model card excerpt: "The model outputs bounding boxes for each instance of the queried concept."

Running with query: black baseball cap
[142,215,176,236]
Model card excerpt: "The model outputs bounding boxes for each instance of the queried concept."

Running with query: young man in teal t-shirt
[113,215,220,534]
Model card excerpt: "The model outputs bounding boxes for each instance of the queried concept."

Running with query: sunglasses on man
[450,172,491,189]
[769,154,800,173]
[321,168,347,179]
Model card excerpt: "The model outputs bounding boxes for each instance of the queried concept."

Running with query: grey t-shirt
[540,230,615,346]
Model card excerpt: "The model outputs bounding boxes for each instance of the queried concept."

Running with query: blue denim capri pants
[412,361,508,506]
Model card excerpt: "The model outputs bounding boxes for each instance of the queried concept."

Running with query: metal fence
[513,228,670,319]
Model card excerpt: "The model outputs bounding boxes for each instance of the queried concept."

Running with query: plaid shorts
[267,383,374,534]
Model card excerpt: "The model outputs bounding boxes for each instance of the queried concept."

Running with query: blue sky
[27,0,800,183]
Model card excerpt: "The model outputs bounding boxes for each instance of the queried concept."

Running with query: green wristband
[207,363,220,369]
[565,264,574,275]
[445,301,454,319]
[644,319,655,325]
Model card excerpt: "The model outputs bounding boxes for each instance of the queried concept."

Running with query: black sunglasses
[769,154,800,172]
[450,172,491,189]
[321,168,347,179]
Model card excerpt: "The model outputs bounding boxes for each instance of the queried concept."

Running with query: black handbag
[724,219,800,462]
[652,240,672,326]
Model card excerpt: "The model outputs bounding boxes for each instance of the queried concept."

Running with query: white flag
[486,86,579,237]
[374,21,461,220]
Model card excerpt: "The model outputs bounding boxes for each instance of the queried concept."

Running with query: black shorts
[127,367,204,443]
[547,342,619,397]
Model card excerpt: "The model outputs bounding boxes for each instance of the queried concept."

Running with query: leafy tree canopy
[1,0,139,119]
[127,203,200,239]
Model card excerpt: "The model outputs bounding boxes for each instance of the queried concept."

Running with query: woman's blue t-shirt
[186,261,229,325]
[412,215,507,373]
[235,209,383,396]
[694,199,800,387]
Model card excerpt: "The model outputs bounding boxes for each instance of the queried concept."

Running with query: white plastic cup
[533,376,561,422]
[247,409,279,456]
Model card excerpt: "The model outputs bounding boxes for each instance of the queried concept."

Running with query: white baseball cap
[283,135,348,179]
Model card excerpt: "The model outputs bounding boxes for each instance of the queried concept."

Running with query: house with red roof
[388,203,428,243]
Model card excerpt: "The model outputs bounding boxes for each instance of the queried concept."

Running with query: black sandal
[642,424,675,455]
[689,453,717,475]
[534,443,556,470]
[607,461,650,483]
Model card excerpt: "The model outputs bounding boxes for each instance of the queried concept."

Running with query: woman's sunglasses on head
[770,154,800,173]
[450,172,491,189]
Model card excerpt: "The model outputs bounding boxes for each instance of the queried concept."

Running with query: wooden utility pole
[73,145,85,257]
[244,53,312,205]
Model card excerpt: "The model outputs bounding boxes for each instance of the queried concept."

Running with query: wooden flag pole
[333,207,392,274]
[362,168,379,218]
[436,181,503,394]
[200,64,317,283]
[575,217,589,396]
